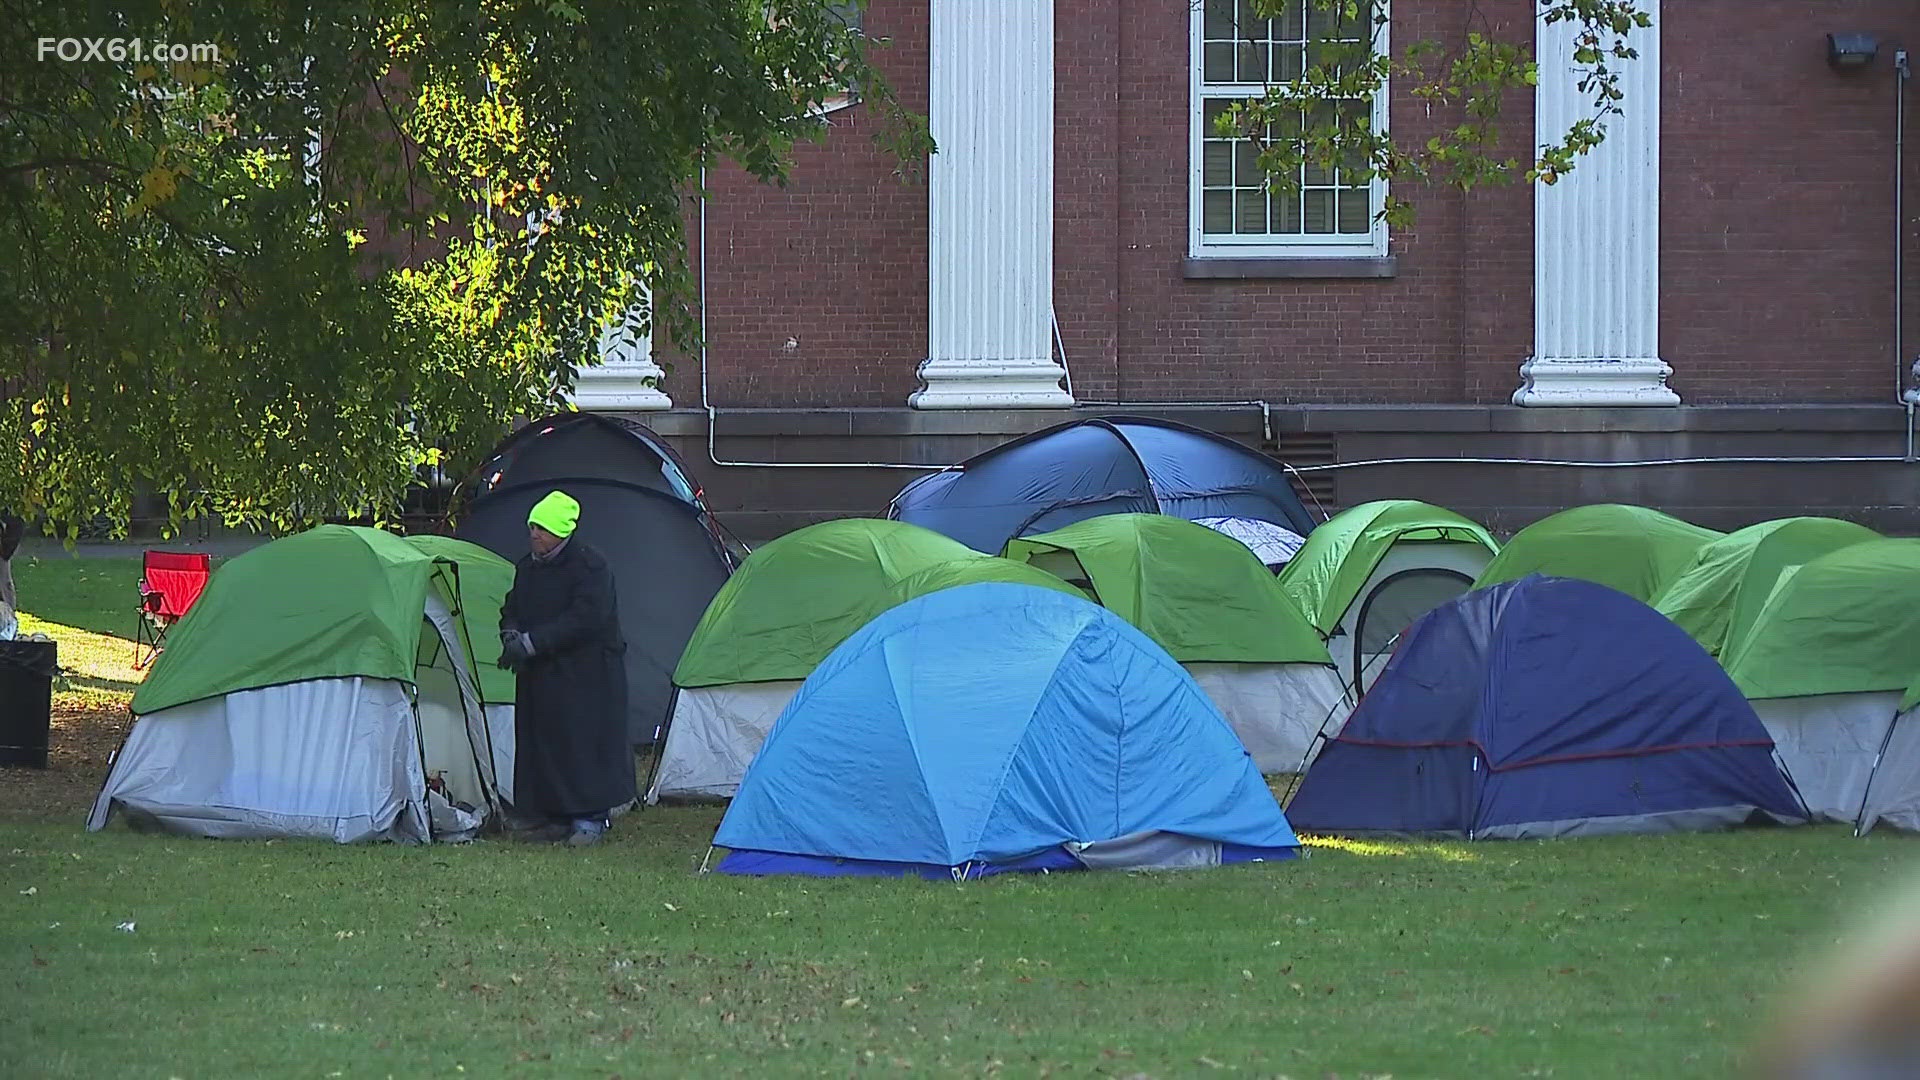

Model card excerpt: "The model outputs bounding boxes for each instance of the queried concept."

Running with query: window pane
[1304,160,1331,186]
[1274,43,1304,82]
[1303,189,1335,233]
[1203,190,1234,233]
[1204,42,1236,83]
[1235,190,1267,234]
[1203,98,1234,132]
[1236,41,1264,83]
[1204,142,1233,186]
[1337,185,1370,233]
[1271,189,1302,234]
[1203,0,1235,40]
[1277,0,1305,40]
[1233,141,1263,185]
[1237,0,1262,39]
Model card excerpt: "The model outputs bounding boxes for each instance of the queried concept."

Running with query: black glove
[498,629,533,670]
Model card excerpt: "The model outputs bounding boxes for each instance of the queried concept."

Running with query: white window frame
[1188,0,1390,260]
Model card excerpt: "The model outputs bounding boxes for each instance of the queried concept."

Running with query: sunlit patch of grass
[1303,833,1483,863]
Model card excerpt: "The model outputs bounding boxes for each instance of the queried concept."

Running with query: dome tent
[1001,514,1343,773]
[1472,504,1723,603]
[649,519,1081,803]
[1721,539,1920,828]
[1277,500,1499,696]
[1287,576,1806,840]
[456,413,736,751]
[1652,516,1881,658]
[712,583,1301,878]
[887,415,1317,555]
[89,527,516,843]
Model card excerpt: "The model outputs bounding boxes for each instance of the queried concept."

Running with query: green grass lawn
[5,559,1918,1078]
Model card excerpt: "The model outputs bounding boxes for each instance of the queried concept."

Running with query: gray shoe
[565,827,603,847]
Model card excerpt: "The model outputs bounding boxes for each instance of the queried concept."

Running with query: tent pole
[1853,708,1904,836]
[1283,690,1357,803]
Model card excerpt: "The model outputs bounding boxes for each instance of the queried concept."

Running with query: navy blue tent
[713,583,1302,878]
[886,416,1318,554]
[1287,575,1807,839]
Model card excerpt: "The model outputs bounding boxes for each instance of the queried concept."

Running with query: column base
[909,358,1075,410]
[1513,358,1680,407]
[570,366,673,411]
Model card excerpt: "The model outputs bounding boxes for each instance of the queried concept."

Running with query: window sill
[1183,256,1397,280]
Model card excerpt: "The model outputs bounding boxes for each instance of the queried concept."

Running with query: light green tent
[92,526,517,843]
[1724,539,1920,701]
[1004,514,1328,664]
[1720,539,1920,830]
[652,518,1083,802]
[1472,504,1723,602]
[1277,501,1498,693]
[670,518,1070,688]
[1002,513,1344,772]
[1653,517,1881,657]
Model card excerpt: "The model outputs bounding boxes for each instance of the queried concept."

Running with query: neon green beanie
[528,490,580,538]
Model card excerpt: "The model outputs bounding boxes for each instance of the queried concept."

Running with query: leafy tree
[1212,0,1652,229]
[0,0,929,538]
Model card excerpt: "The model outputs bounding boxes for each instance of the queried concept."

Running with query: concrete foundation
[637,405,1920,544]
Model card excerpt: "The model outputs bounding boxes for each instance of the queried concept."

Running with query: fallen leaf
[1197,1056,1224,1069]
[841,996,861,1008]
[662,902,678,912]
[116,921,137,933]
[1242,969,1254,981]
[18,886,35,896]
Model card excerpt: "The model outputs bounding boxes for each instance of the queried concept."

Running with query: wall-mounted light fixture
[1828,32,1880,72]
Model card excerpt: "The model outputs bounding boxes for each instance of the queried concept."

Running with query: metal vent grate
[1266,432,1337,519]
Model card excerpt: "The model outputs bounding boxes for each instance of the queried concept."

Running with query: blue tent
[712,583,1302,878]
[1287,575,1807,839]
[886,416,1318,555]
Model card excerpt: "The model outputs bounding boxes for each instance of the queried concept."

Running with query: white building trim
[572,298,670,411]
[912,0,1071,409]
[1517,0,1676,406]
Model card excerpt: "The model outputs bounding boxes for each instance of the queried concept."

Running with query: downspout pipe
[1896,49,1917,460]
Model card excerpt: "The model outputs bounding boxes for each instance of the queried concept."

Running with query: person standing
[498,490,634,845]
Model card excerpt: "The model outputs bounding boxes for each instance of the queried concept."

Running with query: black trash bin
[0,639,56,769]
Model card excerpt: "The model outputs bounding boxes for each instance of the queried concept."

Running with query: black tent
[887,415,1318,554]
[455,414,736,750]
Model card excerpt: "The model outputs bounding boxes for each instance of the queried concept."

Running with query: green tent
[133,527,515,714]
[1723,538,1920,701]
[653,520,1082,803]
[672,518,1077,688]
[1002,513,1328,664]
[1001,514,1344,774]
[1653,517,1882,657]
[1471,504,1723,602]
[96,526,518,844]
[1278,500,1500,634]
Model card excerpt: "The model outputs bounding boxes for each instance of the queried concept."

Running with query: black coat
[501,539,635,818]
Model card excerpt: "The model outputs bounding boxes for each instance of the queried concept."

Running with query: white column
[572,301,671,411]
[912,0,1072,409]
[1515,0,1677,407]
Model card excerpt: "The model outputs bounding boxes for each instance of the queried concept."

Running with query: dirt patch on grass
[0,699,130,820]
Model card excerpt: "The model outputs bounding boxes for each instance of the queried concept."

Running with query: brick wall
[661,0,1915,409]
[656,0,932,408]
[1660,0,1919,403]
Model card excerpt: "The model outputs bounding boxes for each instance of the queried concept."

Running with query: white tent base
[1753,692,1902,825]
[648,681,804,804]
[1184,663,1351,774]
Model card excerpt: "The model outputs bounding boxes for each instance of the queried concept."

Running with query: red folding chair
[134,551,210,670]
